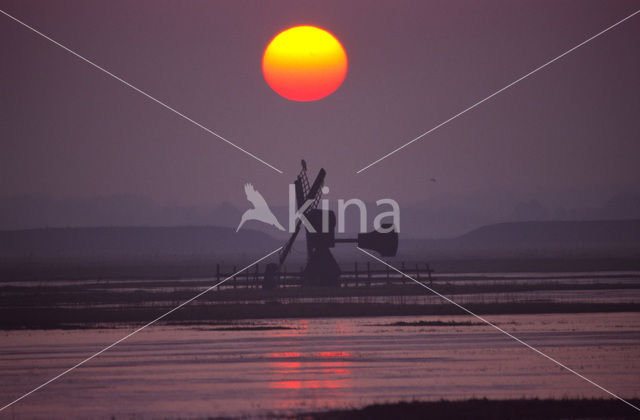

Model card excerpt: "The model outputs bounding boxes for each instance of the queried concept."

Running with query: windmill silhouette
[263,160,398,289]
[236,183,285,232]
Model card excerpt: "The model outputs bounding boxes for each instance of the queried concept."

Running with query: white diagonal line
[0,9,283,174]
[356,9,640,174]
[357,247,640,412]
[0,247,282,413]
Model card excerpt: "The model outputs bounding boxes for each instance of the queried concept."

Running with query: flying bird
[236,183,285,232]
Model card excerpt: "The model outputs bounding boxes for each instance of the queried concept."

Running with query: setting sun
[262,25,348,102]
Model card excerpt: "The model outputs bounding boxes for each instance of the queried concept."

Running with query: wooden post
[216,264,221,290]
[426,263,433,285]
[386,264,391,287]
[415,263,420,283]
[255,264,260,289]
[401,262,406,285]
[282,266,287,289]
[354,262,359,288]
[366,262,371,287]
[233,265,237,289]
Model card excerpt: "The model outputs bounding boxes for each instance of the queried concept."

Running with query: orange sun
[262,26,348,102]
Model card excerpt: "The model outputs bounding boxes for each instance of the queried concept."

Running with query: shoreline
[273,398,640,420]
[2,302,639,330]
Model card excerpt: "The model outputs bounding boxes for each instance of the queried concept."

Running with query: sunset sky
[1,0,639,216]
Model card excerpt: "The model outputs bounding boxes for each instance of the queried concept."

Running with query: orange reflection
[269,352,301,358]
[274,362,302,369]
[267,346,353,391]
[269,379,348,389]
[264,321,354,411]
[273,361,303,373]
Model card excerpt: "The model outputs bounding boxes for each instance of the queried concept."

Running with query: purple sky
[1,0,639,212]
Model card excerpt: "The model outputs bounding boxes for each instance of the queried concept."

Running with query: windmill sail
[278,162,325,267]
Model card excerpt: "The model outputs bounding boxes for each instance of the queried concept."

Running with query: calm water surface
[1,312,639,419]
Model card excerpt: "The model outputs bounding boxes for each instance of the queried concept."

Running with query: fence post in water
[401,262,406,285]
[216,264,221,291]
[255,264,260,289]
[386,264,391,287]
[354,262,359,288]
[426,263,433,285]
[415,263,420,283]
[233,265,237,289]
[282,266,287,289]
[367,262,371,287]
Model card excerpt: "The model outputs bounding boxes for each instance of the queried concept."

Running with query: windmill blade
[306,168,326,205]
[295,177,305,210]
[279,161,327,267]
[279,220,302,266]
[298,163,310,199]
[303,167,326,259]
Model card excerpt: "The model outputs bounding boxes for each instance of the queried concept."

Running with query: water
[1,312,639,419]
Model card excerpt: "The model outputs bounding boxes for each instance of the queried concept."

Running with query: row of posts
[350,261,433,287]
[214,262,433,289]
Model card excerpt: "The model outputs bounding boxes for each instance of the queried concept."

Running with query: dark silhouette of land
[459,219,640,245]
[0,225,281,259]
[4,302,639,330]
[404,219,640,259]
[282,398,640,420]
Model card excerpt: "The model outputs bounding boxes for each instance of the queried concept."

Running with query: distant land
[404,219,640,258]
[459,220,640,245]
[0,226,281,259]
[1,219,638,266]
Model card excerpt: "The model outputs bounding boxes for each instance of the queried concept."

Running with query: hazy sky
[1,0,639,211]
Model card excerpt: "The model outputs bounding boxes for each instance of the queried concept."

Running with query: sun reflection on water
[267,335,353,390]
